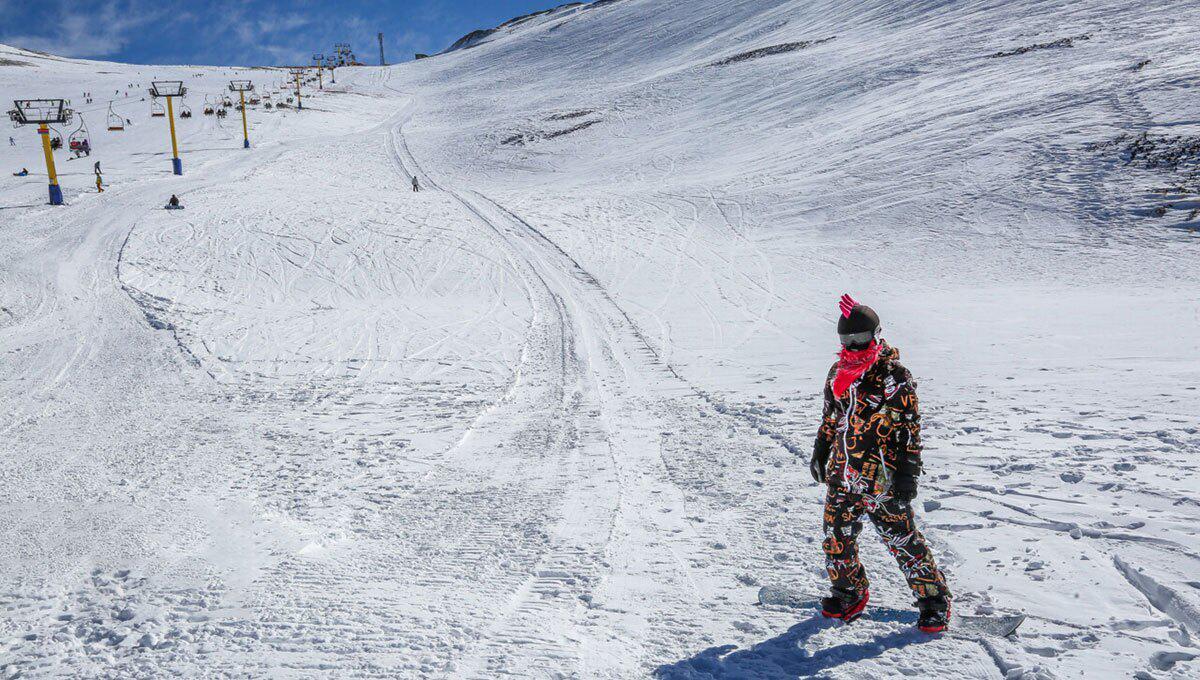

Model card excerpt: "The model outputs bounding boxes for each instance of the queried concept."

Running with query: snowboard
[757,585,1025,637]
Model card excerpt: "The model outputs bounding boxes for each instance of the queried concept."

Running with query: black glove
[891,473,918,503]
[810,437,831,484]
[891,458,921,502]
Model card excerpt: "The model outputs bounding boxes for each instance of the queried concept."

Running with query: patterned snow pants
[822,486,950,600]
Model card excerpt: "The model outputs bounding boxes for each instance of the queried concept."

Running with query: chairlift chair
[107,102,124,131]
[68,114,90,151]
[151,98,165,117]
[264,101,273,111]
[180,104,192,118]
[47,125,64,150]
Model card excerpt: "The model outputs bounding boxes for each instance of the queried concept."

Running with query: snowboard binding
[821,588,869,623]
[917,596,951,633]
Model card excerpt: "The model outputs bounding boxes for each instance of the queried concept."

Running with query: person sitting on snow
[809,295,952,633]
[166,194,181,209]
[13,168,29,176]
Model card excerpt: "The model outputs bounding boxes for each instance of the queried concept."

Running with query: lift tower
[149,80,187,175]
[229,80,254,148]
[7,98,73,204]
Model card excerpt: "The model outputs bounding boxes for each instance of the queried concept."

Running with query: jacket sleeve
[889,366,923,476]
[816,368,838,445]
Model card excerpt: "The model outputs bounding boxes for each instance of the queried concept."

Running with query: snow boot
[917,596,951,633]
[821,588,869,623]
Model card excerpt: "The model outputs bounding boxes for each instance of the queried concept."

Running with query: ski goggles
[839,330,876,349]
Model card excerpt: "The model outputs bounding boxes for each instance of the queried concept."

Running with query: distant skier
[8,136,14,146]
[95,173,104,193]
[94,161,101,176]
[809,295,951,633]
[412,175,420,192]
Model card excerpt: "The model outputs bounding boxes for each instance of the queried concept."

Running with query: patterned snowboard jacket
[817,341,923,495]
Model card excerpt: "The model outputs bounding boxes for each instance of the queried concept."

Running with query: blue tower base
[48,183,63,205]
[244,139,250,149]
[172,158,183,175]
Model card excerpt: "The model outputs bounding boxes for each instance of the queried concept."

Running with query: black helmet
[837,294,879,349]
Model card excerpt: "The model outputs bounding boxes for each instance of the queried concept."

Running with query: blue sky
[0,1,575,65]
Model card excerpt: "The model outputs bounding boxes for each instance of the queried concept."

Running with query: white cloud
[0,1,162,58]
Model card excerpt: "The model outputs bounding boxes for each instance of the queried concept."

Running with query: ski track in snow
[3,0,1200,678]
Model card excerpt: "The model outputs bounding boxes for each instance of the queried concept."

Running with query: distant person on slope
[166,194,181,209]
[13,168,29,176]
[809,294,951,633]
[412,175,420,192]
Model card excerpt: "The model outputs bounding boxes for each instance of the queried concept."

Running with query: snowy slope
[2,0,1200,678]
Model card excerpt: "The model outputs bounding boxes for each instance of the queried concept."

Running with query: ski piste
[757,586,1026,638]
[3,0,1200,676]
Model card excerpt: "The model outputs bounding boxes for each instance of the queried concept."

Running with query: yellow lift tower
[229,80,255,149]
[8,98,73,204]
[149,80,187,175]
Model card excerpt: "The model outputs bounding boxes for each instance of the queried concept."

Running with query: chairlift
[47,125,64,150]
[151,98,165,117]
[107,102,124,131]
[264,101,273,111]
[180,104,192,118]
[216,107,227,118]
[68,114,90,151]
[221,96,233,108]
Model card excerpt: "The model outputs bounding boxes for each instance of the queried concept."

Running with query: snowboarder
[809,294,951,633]
[412,175,420,192]
[13,168,29,176]
[166,194,182,209]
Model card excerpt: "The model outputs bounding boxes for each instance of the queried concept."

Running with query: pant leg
[866,497,950,600]
[822,486,869,595]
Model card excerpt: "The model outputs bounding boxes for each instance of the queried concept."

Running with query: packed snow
[2,0,1199,677]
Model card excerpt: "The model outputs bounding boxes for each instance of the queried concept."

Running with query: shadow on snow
[654,603,933,679]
